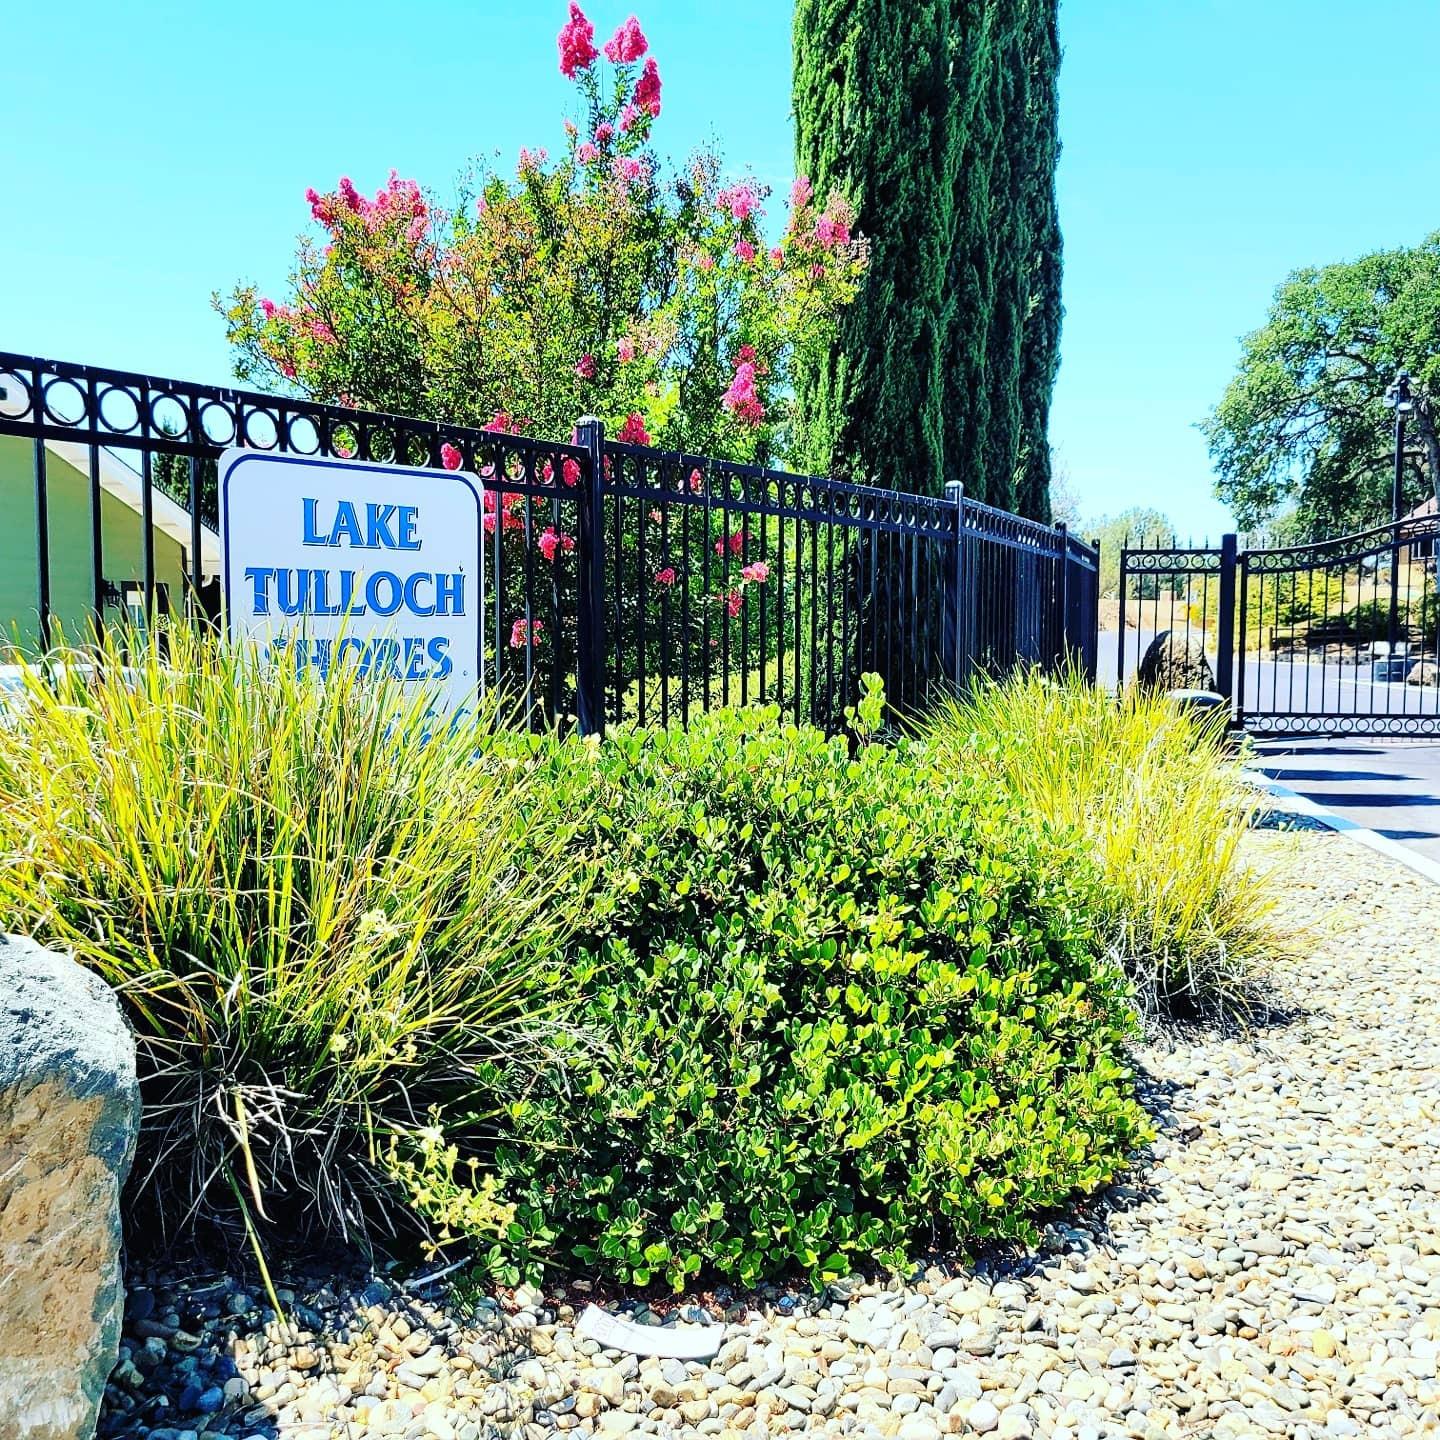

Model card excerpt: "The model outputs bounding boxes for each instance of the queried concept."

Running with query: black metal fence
[0,350,1098,732]
[1119,519,1440,736]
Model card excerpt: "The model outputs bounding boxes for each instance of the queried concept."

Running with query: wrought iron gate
[1119,514,1440,736]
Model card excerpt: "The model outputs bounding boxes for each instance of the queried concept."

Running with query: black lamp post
[1383,370,1415,662]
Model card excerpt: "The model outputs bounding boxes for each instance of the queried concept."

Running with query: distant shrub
[0,623,574,1252]
[468,691,1148,1288]
[925,669,1279,1024]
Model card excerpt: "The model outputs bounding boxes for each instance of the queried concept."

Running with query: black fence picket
[0,349,1099,733]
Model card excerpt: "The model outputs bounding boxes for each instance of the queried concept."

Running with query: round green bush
[481,699,1150,1289]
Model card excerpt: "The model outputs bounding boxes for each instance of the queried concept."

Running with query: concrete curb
[1244,769,1440,888]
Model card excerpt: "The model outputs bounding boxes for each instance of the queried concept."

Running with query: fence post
[1088,537,1101,682]
[574,416,607,736]
[1215,532,1238,704]
[1055,522,1070,671]
[1117,542,1130,688]
[943,480,965,688]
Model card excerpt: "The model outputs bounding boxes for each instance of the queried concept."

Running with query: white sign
[220,449,483,712]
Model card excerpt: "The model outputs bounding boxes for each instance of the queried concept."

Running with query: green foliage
[925,671,1281,1024]
[484,701,1148,1288]
[1342,590,1439,642]
[792,0,1061,514]
[0,622,573,1248]
[1203,232,1440,532]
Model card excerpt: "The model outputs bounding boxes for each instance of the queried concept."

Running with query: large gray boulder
[0,935,139,1440]
[1406,658,1438,687]
[1136,629,1215,693]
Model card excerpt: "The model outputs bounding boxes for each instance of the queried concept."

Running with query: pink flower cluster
[562,457,582,486]
[722,361,765,427]
[575,352,596,379]
[604,14,648,62]
[576,141,600,164]
[633,58,662,118]
[440,443,463,470]
[616,412,651,445]
[538,527,575,561]
[714,530,745,557]
[484,491,526,535]
[307,171,428,242]
[613,154,648,184]
[716,183,759,222]
[518,147,549,175]
[557,3,599,77]
[510,617,544,648]
[654,566,677,587]
[741,560,770,584]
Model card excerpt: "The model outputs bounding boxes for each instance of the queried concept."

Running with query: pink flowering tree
[219,7,865,720]
[222,6,863,469]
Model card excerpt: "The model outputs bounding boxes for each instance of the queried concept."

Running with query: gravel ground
[101,827,1440,1440]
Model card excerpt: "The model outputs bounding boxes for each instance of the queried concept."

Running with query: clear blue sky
[4,1,1438,537]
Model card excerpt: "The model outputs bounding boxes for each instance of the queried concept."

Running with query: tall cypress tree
[794,0,1062,516]
[791,0,955,494]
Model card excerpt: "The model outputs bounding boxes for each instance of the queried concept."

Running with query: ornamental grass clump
[924,669,1280,1025]
[475,690,1150,1289]
[0,622,574,1252]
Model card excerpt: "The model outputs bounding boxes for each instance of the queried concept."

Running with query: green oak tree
[1203,234,1440,534]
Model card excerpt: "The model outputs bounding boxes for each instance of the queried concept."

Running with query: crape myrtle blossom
[557,3,599,76]
[716,183,759,222]
[616,412,651,445]
[603,15,648,63]
[633,58,662,119]
[722,361,765,427]
[538,527,576,561]
[510,617,544,648]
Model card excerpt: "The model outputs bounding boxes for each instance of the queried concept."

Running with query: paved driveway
[1247,737,1440,863]
[1098,629,1440,867]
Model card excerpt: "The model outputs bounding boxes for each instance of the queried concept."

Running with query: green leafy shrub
[1344,591,1438,641]
[924,669,1279,1024]
[0,623,574,1250]
[479,698,1148,1288]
